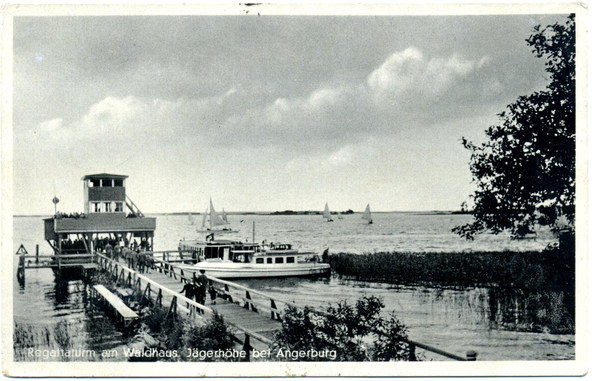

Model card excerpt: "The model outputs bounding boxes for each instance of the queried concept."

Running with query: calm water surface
[12,214,573,361]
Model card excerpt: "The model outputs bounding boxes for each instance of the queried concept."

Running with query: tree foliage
[275,295,412,361]
[454,15,576,240]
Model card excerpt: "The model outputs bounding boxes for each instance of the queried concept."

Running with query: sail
[323,203,333,220]
[362,204,373,223]
[188,213,195,225]
[201,207,208,229]
[221,208,229,223]
[209,198,228,228]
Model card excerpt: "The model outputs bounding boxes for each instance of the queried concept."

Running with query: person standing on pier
[104,242,113,258]
[209,283,217,305]
[131,250,139,272]
[180,279,196,309]
[194,270,208,306]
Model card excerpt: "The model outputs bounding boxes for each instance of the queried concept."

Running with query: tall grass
[328,248,574,291]
[328,247,575,334]
[13,320,85,361]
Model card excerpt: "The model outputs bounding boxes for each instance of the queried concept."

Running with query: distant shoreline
[13,210,472,218]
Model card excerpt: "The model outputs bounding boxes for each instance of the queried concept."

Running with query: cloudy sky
[10,7,573,215]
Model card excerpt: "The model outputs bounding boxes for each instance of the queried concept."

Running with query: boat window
[115,202,123,212]
[256,258,264,264]
[104,202,112,212]
[205,246,220,259]
[114,179,123,187]
[286,257,295,263]
[101,179,112,187]
[275,257,284,264]
[233,253,246,263]
[267,258,272,264]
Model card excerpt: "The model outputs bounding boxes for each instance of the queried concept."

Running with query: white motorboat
[177,238,331,279]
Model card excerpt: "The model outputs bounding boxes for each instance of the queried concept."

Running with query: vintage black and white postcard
[1,2,588,378]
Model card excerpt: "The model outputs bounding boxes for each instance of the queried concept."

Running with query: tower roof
[81,173,129,181]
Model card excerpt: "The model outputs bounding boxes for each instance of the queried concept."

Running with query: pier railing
[95,253,274,356]
[151,256,477,361]
[152,257,303,321]
[16,244,96,283]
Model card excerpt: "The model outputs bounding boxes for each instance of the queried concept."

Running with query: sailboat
[221,208,228,224]
[200,207,208,229]
[323,203,334,222]
[362,204,373,224]
[197,199,238,234]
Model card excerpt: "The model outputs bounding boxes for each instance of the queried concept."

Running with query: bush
[275,296,412,361]
[138,306,236,361]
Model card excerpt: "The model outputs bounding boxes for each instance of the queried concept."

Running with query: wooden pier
[96,252,277,355]
[95,251,477,361]
[16,243,478,361]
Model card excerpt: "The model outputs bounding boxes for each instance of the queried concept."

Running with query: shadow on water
[14,271,129,362]
[487,286,574,334]
[399,283,574,335]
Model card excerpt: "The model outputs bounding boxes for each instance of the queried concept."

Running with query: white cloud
[26,48,492,161]
[324,146,354,167]
[368,47,487,100]
[39,118,63,132]
[303,88,344,111]
[367,47,423,96]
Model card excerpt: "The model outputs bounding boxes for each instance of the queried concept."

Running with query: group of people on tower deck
[180,270,217,312]
[55,212,87,219]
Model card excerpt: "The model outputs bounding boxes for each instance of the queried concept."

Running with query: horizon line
[13,209,468,217]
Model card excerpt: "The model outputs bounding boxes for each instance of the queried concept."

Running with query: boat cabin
[179,239,322,266]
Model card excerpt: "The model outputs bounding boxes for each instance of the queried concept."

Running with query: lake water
[11,213,574,361]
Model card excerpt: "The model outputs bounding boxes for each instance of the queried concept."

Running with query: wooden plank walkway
[93,285,139,326]
[96,254,277,353]
[139,263,282,339]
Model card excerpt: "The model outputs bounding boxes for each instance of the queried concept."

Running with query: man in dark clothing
[209,284,217,305]
[180,281,196,309]
[195,270,209,306]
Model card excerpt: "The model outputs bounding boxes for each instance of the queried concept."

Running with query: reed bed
[328,247,575,334]
[13,320,86,361]
[328,248,574,291]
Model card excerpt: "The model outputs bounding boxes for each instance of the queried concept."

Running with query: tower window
[104,202,112,212]
[115,202,123,212]
[101,179,112,187]
[114,179,123,187]
[93,202,101,213]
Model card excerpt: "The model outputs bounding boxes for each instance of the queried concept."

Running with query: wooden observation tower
[43,173,156,256]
